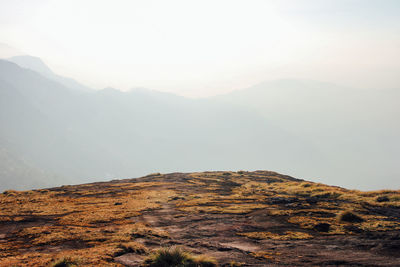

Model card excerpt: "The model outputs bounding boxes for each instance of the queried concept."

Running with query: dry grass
[0,180,177,266]
[178,203,268,214]
[145,247,217,267]
[51,256,80,267]
[250,251,281,262]
[115,241,148,256]
[239,231,313,240]
[1,171,400,266]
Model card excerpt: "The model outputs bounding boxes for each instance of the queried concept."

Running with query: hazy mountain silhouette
[7,55,54,76]
[0,145,62,190]
[213,79,400,189]
[0,58,398,191]
[0,59,317,191]
[7,55,91,92]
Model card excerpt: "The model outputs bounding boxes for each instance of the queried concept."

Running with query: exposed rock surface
[0,171,399,266]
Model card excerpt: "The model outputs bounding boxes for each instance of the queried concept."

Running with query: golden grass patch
[250,251,281,261]
[239,231,312,240]
[2,171,400,266]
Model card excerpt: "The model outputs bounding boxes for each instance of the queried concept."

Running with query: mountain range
[0,56,399,191]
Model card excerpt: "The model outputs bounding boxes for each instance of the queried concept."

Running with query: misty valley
[0,56,399,192]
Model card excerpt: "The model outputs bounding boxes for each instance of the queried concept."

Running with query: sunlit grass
[1,171,400,266]
[239,231,313,240]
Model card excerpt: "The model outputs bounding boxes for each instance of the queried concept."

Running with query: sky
[0,0,399,97]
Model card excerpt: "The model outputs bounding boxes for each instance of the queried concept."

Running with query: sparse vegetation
[250,251,281,261]
[51,256,80,267]
[115,242,148,256]
[376,196,390,202]
[239,231,313,240]
[338,210,365,223]
[314,222,331,232]
[1,171,400,266]
[145,247,217,267]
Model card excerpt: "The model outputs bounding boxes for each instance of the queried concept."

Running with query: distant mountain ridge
[7,55,54,75]
[213,79,400,189]
[0,56,398,191]
[7,55,92,92]
[0,58,310,191]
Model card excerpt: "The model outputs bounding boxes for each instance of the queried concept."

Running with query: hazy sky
[0,0,399,96]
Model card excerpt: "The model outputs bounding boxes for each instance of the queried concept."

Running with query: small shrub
[51,256,79,267]
[376,196,390,202]
[193,255,218,267]
[2,190,17,196]
[145,247,190,266]
[338,210,364,223]
[314,223,330,232]
[145,247,217,267]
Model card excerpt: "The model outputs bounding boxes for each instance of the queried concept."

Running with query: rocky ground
[1,171,400,266]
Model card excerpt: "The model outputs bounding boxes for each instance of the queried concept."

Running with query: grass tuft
[338,210,364,223]
[145,247,217,267]
[51,256,80,267]
[115,241,148,256]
